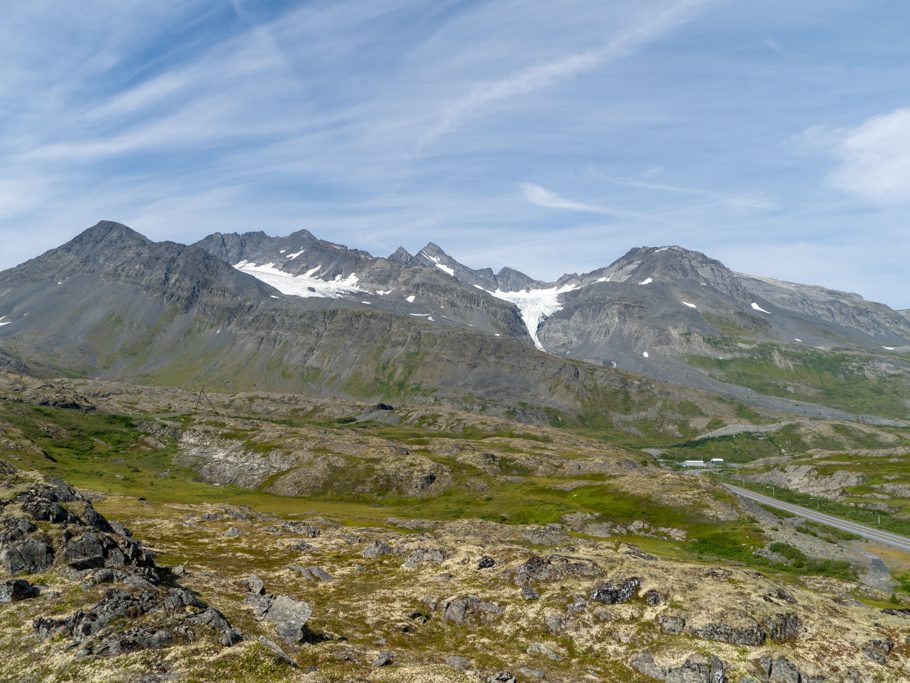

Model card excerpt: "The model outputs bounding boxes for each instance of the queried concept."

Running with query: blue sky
[1,0,908,307]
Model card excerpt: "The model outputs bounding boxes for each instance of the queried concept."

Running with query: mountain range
[0,221,908,427]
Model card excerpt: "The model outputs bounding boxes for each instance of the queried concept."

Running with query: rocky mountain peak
[418,242,447,257]
[600,245,749,300]
[388,247,415,265]
[416,243,461,276]
[495,267,546,292]
[285,228,318,243]
[65,220,150,252]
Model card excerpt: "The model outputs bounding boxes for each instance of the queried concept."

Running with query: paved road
[723,483,910,554]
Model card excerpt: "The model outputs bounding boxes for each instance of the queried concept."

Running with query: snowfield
[234,261,362,298]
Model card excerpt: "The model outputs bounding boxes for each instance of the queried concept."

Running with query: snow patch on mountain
[423,254,454,277]
[234,261,362,299]
[681,301,697,309]
[750,302,771,314]
[406,295,416,303]
[486,284,578,351]
[0,316,10,327]
[638,277,653,285]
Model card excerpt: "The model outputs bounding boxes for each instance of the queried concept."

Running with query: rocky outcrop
[632,651,727,682]
[362,539,392,558]
[33,585,236,657]
[761,612,801,642]
[750,465,865,500]
[510,554,604,585]
[0,463,240,657]
[690,612,767,647]
[862,638,894,665]
[439,595,503,625]
[754,654,827,683]
[590,576,642,604]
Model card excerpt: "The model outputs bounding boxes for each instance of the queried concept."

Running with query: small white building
[709,458,725,465]
[682,460,706,468]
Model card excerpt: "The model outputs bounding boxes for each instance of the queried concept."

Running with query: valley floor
[1,373,909,681]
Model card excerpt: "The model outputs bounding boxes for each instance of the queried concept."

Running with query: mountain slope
[0,222,737,439]
[193,231,532,342]
[2,222,907,424]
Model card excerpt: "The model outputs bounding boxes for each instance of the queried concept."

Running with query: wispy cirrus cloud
[591,171,773,213]
[419,0,716,148]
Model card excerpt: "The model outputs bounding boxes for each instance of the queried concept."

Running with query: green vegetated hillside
[688,340,910,419]
[0,379,867,580]
[662,420,910,464]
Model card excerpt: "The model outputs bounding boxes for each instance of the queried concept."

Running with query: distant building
[709,458,725,464]
[682,460,706,468]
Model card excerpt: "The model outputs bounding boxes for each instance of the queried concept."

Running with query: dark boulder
[631,652,666,679]
[0,516,36,543]
[758,655,802,683]
[477,555,496,570]
[91,627,173,656]
[220,627,244,646]
[0,537,53,575]
[762,612,801,642]
[862,639,893,664]
[260,594,314,644]
[19,495,77,525]
[372,651,394,668]
[665,653,727,683]
[644,588,662,606]
[659,614,686,635]
[514,554,602,585]
[82,501,113,533]
[63,531,111,569]
[693,617,766,647]
[440,595,503,625]
[247,574,266,595]
[591,577,641,605]
[0,578,39,602]
[362,540,392,558]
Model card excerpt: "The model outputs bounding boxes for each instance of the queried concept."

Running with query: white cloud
[823,108,910,203]
[521,183,604,213]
